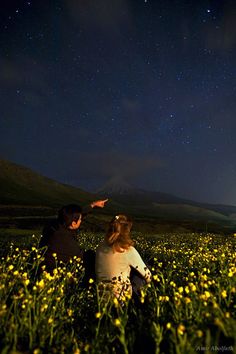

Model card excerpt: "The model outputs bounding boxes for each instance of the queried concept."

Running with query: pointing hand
[91,199,108,208]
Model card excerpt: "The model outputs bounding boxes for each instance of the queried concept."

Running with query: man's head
[58,204,82,229]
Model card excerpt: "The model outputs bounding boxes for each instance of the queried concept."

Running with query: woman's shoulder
[96,240,111,253]
[126,246,138,254]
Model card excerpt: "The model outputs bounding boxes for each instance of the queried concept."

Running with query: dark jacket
[39,206,93,273]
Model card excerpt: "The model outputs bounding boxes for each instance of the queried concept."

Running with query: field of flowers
[0,231,235,354]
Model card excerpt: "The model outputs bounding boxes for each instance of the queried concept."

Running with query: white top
[95,241,151,297]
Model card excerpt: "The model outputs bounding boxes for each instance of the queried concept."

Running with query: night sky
[1,0,236,205]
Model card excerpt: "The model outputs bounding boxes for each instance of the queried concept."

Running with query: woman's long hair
[105,214,134,253]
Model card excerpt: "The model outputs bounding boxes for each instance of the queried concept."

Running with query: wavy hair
[105,214,134,253]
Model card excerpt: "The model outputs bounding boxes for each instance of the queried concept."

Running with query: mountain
[97,177,236,224]
[96,176,135,195]
[1,159,235,233]
[0,159,95,208]
[98,178,193,205]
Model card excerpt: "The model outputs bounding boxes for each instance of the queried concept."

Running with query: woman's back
[96,240,151,297]
[95,214,151,299]
[96,240,133,283]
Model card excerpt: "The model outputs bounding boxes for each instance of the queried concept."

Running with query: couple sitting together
[39,199,151,299]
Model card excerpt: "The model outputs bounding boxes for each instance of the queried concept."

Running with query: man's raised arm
[82,199,108,216]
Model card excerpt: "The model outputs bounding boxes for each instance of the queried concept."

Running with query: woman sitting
[95,214,151,300]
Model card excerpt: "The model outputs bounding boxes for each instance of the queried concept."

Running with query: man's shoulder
[42,219,60,235]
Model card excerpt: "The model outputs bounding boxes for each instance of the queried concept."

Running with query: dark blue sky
[1,0,236,205]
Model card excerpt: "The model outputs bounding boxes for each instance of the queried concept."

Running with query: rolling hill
[0,159,95,208]
[0,159,235,233]
[97,177,236,226]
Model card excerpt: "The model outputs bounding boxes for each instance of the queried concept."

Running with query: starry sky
[1,0,236,205]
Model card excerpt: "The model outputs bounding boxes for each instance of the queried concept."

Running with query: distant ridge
[97,177,236,220]
[1,159,236,232]
[0,159,95,207]
[97,177,192,205]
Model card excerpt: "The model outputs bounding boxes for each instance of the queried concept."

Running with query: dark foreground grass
[0,231,236,354]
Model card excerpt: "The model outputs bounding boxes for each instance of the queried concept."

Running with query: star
[0,0,235,205]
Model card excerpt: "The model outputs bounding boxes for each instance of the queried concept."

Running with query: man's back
[40,220,84,272]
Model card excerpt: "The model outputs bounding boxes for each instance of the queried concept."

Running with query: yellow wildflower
[204,290,211,299]
[40,304,48,312]
[177,324,185,335]
[159,295,170,302]
[185,286,190,294]
[114,318,121,326]
[44,272,53,280]
[196,330,203,338]
[37,279,45,289]
[33,349,41,354]
[84,344,90,352]
[185,297,191,304]
[47,287,54,294]
[67,309,73,317]
[74,349,81,354]
[221,290,227,299]
[113,298,119,307]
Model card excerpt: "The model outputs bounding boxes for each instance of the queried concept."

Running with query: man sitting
[39,200,108,274]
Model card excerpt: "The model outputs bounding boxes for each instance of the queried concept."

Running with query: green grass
[0,229,41,255]
[0,228,39,238]
[0,232,235,353]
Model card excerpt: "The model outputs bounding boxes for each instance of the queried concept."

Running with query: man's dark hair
[57,204,82,227]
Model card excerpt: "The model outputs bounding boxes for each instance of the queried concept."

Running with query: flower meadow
[0,232,236,354]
